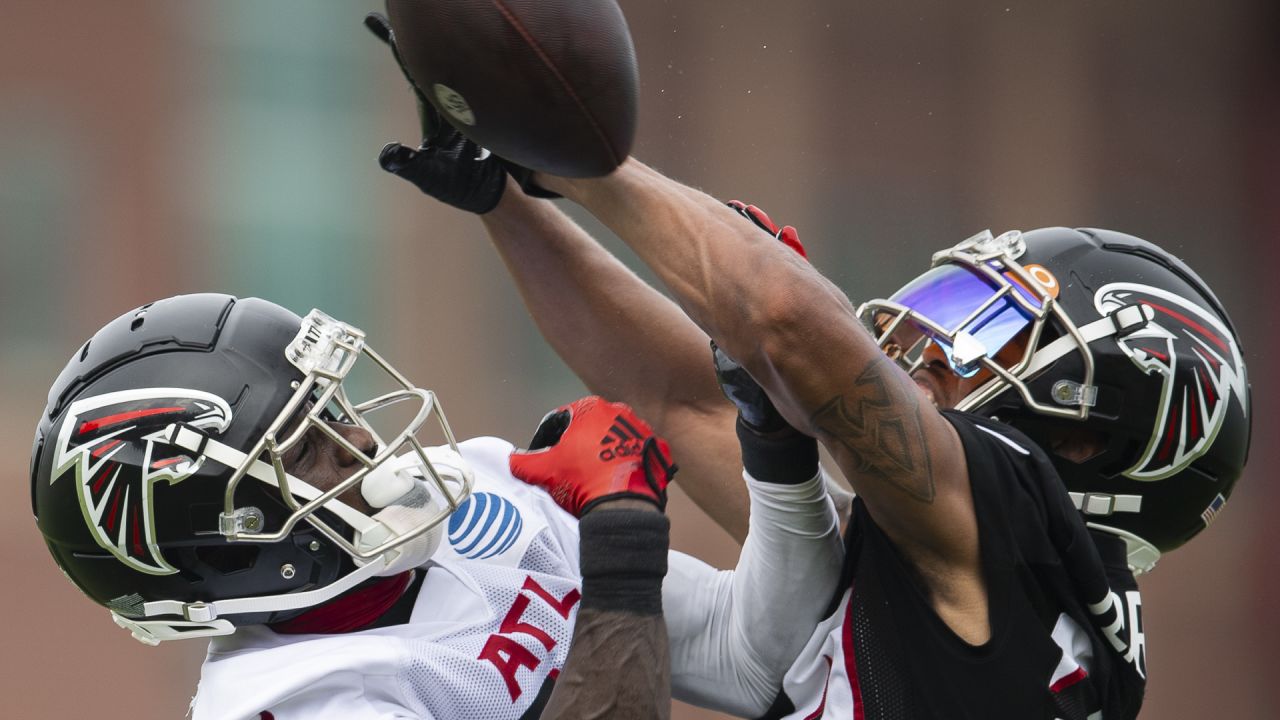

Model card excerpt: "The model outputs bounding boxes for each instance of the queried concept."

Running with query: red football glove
[509,397,677,517]
[727,199,807,259]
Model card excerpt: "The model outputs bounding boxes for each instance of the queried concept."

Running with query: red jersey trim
[1050,666,1088,693]
[801,656,834,720]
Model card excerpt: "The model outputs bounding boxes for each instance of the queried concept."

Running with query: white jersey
[191,439,846,720]
[191,437,585,720]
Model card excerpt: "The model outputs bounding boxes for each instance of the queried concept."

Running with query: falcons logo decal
[1095,283,1247,481]
[51,389,232,575]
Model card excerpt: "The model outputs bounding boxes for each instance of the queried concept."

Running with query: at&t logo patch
[448,492,523,560]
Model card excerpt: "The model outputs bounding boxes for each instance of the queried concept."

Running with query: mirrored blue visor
[887,262,1043,377]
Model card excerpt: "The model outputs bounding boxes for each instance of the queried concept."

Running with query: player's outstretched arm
[368,13,747,542]
[480,182,747,541]
[539,161,983,636]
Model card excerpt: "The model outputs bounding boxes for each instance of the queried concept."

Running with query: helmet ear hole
[195,545,261,575]
[1046,425,1109,465]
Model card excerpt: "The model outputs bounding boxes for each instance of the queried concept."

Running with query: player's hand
[509,397,677,517]
[715,201,808,435]
[711,340,792,434]
[365,13,557,211]
[366,12,506,213]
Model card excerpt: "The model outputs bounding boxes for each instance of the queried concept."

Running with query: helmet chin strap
[113,552,391,645]
[956,303,1153,415]
[163,422,382,535]
[1084,522,1162,575]
[952,304,1159,576]
[164,423,470,561]
[1022,303,1153,380]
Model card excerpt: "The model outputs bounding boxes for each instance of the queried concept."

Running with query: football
[386,0,639,178]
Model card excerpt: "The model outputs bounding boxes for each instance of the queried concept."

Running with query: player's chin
[911,376,940,408]
[913,364,962,409]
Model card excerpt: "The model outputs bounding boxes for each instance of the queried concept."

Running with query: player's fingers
[743,204,782,235]
[507,449,555,486]
[378,142,420,174]
[778,225,808,259]
[367,12,434,114]
[565,395,605,416]
[363,12,393,46]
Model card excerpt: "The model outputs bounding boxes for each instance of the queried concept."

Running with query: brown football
[386,0,638,178]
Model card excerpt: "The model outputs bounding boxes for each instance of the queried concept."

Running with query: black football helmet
[859,228,1251,573]
[31,294,472,643]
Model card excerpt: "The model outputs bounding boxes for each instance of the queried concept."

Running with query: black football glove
[365,13,557,211]
[714,339,818,484]
[711,341,791,435]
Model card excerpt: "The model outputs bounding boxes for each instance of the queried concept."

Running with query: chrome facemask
[218,309,473,562]
[115,309,474,644]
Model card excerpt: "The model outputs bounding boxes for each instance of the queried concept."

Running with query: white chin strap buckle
[355,449,473,576]
[361,452,420,508]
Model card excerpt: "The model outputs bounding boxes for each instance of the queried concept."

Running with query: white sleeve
[663,471,844,717]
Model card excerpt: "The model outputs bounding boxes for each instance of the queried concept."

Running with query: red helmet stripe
[79,406,186,435]
[1141,346,1169,362]
[1140,300,1229,353]
[1188,393,1201,442]
[1198,366,1217,410]
[150,456,186,469]
[91,462,116,495]
[1158,402,1180,462]
[130,502,144,559]
[91,439,122,458]
[106,484,123,534]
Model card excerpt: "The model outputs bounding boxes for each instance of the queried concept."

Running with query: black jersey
[761,411,1146,720]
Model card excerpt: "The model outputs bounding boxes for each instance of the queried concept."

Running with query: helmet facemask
[225,309,471,561]
[859,230,1155,420]
[858,230,1162,571]
[114,309,473,643]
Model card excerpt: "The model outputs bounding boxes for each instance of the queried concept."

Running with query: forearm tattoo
[809,356,936,503]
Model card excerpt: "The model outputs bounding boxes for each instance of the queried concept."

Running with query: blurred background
[1,0,1275,717]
